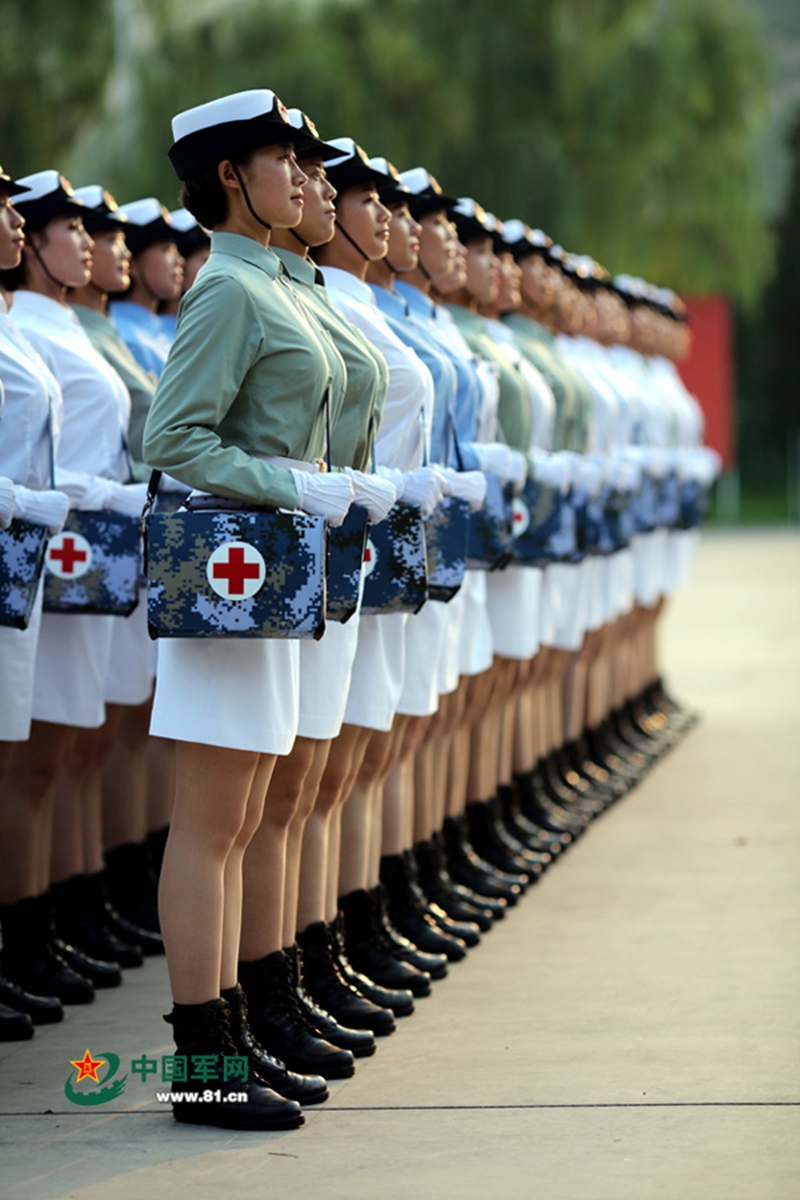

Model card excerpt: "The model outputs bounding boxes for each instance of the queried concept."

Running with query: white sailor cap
[285,109,341,162]
[323,139,392,192]
[450,198,492,243]
[367,158,412,204]
[168,207,211,257]
[396,167,457,217]
[10,170,84,230]
[169,89,293,181]
[72,186,128,234]
[115,198,175,254]
[0,167,30,198]
[501,220,555,261]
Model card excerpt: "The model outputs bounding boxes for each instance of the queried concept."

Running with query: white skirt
[297,613,362,741]
[437,589,466,696]
[104,590,157,707]
[0,581,44,741]
[539,565,561,647]
[458,570,494,676]
[343,612,407,732]
[614,548,635,618]
[150,636,299,755]
[632,530,668,607]
[545,560,590,652]
[486,565,541,660]
[586,556,607,632]
[32,610,114,729]
[396,601,447,717]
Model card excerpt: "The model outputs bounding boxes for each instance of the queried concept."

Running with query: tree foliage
[2,0,772,300]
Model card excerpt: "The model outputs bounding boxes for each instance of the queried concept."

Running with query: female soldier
[0,171,148,1008]
[109,200,182,378]
[238,110,400,1067]
[142,88,356,1129]
[312,139,454,997]
[0,167,70,1037]
[66,186,162,959]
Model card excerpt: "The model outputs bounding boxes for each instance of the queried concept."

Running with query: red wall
[676,295,735,468]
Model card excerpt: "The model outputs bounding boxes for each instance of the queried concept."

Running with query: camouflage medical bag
[326,503,370,624]
[43,510,140,617]
[144,498,327,641]
[0,518,49,629]
[360,502,428,617]
[424,495,470,602]
[466,472,514,571]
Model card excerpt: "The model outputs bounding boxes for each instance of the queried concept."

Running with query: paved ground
[1,528,798,1200]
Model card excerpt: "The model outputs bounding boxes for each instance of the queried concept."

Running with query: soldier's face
[29,215,93,290]
[133,241,184,302]
[241,142,309,230]
[90,229,130,294]
[465,236,499,305]
[0,190,25,271]
[496,252,522,311]
[519,254,556,308]
[336,183,391,262]
[294,156,337,247]
[418,210,452,279]
[386,202,421,273]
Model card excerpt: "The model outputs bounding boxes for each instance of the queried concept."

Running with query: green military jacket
[273,247,387,471]
[502,312,590,453]
[143,232,344,508]
[71,304,156,482]
[445,305,532,453]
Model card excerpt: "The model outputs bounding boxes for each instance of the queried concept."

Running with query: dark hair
[0,225,44,292]
[180,150,255,229]
[180,163,228,229]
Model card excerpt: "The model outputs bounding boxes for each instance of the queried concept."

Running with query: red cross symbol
[46,531,93,578]
[511,498,529,537]
[206,541,266,600]
[50,536,87,574]
[212,547,261,595]
[363,538,377,577]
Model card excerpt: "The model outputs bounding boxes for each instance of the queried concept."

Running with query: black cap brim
[326,162,392,193]
[125,217,176,254]
[11,195,85,230]
[169,115,297,181]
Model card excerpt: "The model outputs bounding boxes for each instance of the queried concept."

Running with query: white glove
[343,469,397,524]
[438,467,487,513]
[290,469,354,528]
[0,477,15,529]
[507,450,528,492]
[527,450,572,492]
[104,481,150,518]
[12,486,70,533]
[474,443,514,481]
[573,455,605,496]
[398,466,447,518]
[54,474,114,511]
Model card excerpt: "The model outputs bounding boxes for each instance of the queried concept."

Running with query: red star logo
[70,1048,105,1084]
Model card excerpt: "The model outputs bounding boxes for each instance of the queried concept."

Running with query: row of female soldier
[0,88,719,1129]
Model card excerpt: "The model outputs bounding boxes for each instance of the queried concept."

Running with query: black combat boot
[51,873,143,969]
[0,894,94,1004]
[329,913,415,1017]
[164,997,304,1130]
[238,949,356,1080]
[296,921,395,1036]
[223,983,329,1105]
[379,854,467,962]
[286,944,376,1059]
[338,889,432,998]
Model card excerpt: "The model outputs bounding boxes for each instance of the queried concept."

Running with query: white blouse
[320,267,433,472]
[11,291,130,482]
[0,294,61,488]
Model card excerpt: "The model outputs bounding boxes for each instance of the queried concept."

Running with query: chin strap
[27,238,72,291]
[232,163,272,232]
[289,227,310,250]
[335,218,369,262]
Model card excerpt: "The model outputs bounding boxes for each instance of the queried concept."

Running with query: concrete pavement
[1,528,798,1199]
